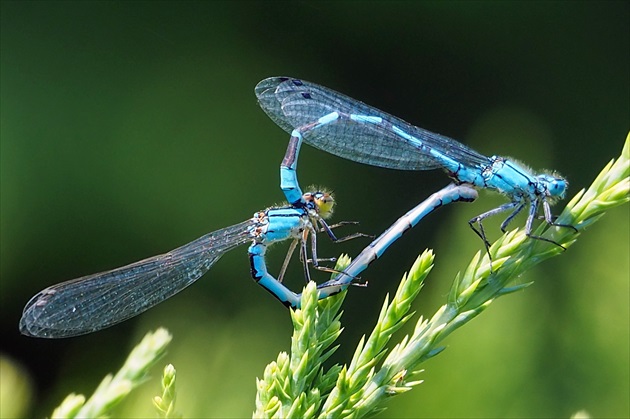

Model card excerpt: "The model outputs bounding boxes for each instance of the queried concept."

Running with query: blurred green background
[1,1,628,418]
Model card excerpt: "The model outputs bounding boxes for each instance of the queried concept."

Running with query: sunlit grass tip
[52,328,172,419]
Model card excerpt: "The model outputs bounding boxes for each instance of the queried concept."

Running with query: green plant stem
[256,135,629,418]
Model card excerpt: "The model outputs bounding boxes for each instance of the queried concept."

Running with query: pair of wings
[20,220,252,338]
[22,76,488,338]
[255,76,489,171]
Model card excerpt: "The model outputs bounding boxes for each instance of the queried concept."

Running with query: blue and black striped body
[248,204,321,308]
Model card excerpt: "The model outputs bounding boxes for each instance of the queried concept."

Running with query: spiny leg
[469,201,519,256]
[317,218,372,243]
[277,239,299,283]
[306,223,364,281]
[500,201,526,232]
[299,230,313,283]
[525,198,575,249]
[281,221,368,286]
[542,199,578,232]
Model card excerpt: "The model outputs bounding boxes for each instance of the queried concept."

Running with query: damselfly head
[303,191,335,218]
[539,174,568,199]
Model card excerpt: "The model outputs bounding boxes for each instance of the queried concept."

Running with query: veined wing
[19,220,253,338]
[256,77,489,171]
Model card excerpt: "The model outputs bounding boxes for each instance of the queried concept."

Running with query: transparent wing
[19,220,253,338]
[256,76,489,170]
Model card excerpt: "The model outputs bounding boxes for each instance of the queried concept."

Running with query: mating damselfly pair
[19,76,572,338]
